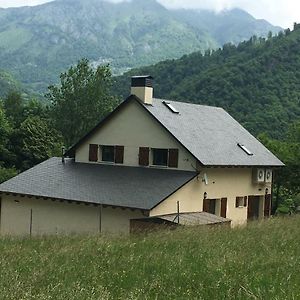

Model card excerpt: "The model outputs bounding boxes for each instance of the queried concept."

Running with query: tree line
[0,59,118,183]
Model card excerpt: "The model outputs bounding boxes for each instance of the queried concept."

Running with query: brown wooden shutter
[168,149,179,168]
[264,194,271,217]
[115,146,124,164]
[235,197,239,208]
[203,199,210,213]
[139,147,149,166]
[221,198,227,218]
[244,196,248,207]
[89,144,98,162]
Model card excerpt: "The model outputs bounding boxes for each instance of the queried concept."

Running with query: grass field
[0,216,299,300]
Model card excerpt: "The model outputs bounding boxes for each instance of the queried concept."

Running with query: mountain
[0,0,280,92]
[172,8,281,46]
[114,25,300,139]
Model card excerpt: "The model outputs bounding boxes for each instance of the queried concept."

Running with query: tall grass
[0,216,299,299]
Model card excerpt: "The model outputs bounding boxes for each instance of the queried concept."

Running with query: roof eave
[0,190,151,212]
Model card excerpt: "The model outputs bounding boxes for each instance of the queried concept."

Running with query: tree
[19,116,63,170]
[3,91,23,126]
[46,59,119,147]
[258,121,300,213]
[0,103,12,165]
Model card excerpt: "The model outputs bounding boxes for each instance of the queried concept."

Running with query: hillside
[115,25,300,139]
[1,217,299,299]
[0,0,280,92]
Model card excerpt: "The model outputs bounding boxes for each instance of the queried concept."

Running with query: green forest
[0,25,300,214]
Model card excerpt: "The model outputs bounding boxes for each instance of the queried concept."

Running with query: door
[247,196,260,220]
[264,194,271,217]
[221,198,227,218]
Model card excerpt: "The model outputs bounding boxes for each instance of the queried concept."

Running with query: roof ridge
[153,97,223,109]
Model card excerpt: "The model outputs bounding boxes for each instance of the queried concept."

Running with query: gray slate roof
[0,157,196,210]
[144,98,284,166]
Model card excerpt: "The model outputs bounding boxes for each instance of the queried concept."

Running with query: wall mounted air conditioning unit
[265,169,272,183]
[253,168,265,183]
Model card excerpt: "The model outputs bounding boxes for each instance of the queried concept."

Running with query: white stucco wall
[75,100,196,171]
[150,167,271,226]
[0,195,144,236]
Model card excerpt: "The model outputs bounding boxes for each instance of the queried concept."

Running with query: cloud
[0,0,53,7]
[0,0,299,28]
[159,0,299,28]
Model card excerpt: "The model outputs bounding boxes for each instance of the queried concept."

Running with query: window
[236,196,247,208]
[203,199,216,214]
[100,145,124,164]
[163,101,179,114]
[152,149,168,166]
[237,143,253,156]
[102,146,115,162]
[151,148,179,167]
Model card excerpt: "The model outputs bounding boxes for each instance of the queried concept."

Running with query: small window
[237,143,253,156]
[236,196,246,208]
[152,148,168,166]
[163,101,179,114]
[102,146,115,162]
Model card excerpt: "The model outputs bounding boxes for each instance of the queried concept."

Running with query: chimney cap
[131,75,153,79]
[131,75,153,88]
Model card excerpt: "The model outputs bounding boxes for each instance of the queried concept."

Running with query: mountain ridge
[0,0,281,92]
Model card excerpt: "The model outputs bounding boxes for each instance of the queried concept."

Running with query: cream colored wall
[75,100,196,171]
[150,168,272,226]
[0,195,143,236]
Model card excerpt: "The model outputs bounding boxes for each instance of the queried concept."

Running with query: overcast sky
[0,0,299,29]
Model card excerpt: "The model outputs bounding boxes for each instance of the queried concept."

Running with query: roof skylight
[163,101,179,114]
[237,143,253,156]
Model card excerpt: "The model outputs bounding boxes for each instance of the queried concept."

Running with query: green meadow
[0,216,299,300]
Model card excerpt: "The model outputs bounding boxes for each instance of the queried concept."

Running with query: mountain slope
[0,0,280,92]
[173,8,281,46]
[114,26,300,139]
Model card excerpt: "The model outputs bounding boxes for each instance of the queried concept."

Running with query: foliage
[0,70,20,97]
[19,116,62,170]
[116,24,300,140]
[46,59,118,147]
[0,91,64,177]
[0,166,17,184]
[259,120,300,212]
[3,91,24,126]
[0,217,299,299]
[0,0,280,92]
[0,104,12,165]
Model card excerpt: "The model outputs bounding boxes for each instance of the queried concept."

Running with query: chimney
[131,75,153,105]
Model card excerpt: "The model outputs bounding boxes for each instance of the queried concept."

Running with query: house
[0,76,284,235]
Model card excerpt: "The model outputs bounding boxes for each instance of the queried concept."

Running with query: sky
[0,0,299,29]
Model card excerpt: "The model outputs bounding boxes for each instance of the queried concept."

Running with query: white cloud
[0,0,53,7]
[0,0,299,28]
